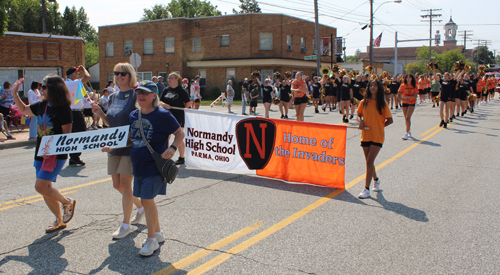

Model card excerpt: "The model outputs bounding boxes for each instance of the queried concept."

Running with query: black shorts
[294,95,308,105]
[312,91,320,99]
[194,99,200,103]
[262,95,272,103]
[341,92,351,101]
[419,89,426,95]
[402,103,415,107]
[361,141,383,148]
[489,89,494,94]
[83,108,93,117]
[426,88,431,93]
[280,93,290,102]
[431,92,439,97]
[250,101,258,107]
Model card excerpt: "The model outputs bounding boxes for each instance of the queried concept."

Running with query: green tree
[495,55,500,65]
[140,4,171,21]
[414,46,471,74]
[77,7,97,43]
[0,0,8,36]
[85,41,99,68]
[6,0,41,33]
[473,46,495,65]
[404,62,427,75]
[61,6,77,36]
[345,55,358,62]
[141,0,222,21]
[232,0,261,14]
[45,1,62,34]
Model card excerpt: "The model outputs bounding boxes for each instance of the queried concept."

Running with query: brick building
[98,13,337,95]
[0,31,85,97]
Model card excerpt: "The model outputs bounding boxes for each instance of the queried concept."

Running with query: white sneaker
[112,225,132,239]
[408,130,412,137]
[143,231,165,246]
[139,238,159,256]
[358,188,370,199]
[372,179,381,192]
[402,133,409,140]
[130,210,145,225]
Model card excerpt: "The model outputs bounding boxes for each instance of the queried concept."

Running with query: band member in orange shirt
[417,75,427,104]
[357,80,393,199]
[398,74,418,140]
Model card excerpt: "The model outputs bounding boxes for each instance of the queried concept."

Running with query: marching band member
[425,75,432,104]
[291,71,308,121]
[280,73,291,119]
[357,80,393,199]
[430,74,441,108]
[487,75,495,101]
[322,77,333,112]
[417,75,426,104]
[389,75,401,109]
[456,71,472,117]
[438,72,456,127]
[398,74,418,139]
[350,75,365,119]
[339,75,353,123]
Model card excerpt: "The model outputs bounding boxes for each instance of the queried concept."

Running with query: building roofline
[98,13,336,30]
[4,31,84,41]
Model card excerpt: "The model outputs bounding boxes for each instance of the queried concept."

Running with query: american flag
[374,32,383,47]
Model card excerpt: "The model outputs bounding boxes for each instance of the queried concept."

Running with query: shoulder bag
[138,110,178,184]
[41,104,58,172]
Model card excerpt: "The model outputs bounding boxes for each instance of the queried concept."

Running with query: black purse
[138,111,178,184]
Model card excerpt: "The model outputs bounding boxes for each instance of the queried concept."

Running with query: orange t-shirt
[292,79,307,97]
[477,79,485,92]
[417,79,426,90]
[487,79,495,89]
[357,99,392,144]
[426,79,431,89]
[398,83,418,104]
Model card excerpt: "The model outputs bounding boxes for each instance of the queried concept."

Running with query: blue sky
[56,0,500,57]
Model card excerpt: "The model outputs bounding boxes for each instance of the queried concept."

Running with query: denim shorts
[133,175,166,199]
[34,159,66,182]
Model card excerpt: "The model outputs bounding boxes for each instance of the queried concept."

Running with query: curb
[0,139,36,150]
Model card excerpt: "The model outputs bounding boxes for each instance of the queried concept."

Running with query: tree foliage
[141,0,222,21]
[0,0,8,36]
[232,0,261,14]
[405,46,472,75]
[2,1,98,67]
[473,46,495,65]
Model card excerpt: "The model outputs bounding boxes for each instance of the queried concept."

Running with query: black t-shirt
[389,81,401,93]
[352,81,366,99]
[282,83,291,94]
[30,101,72,161]
[312,82,321,93]
[242,82,249,92]
[441,79,456,98]
[160,85,191,123]
[261,84,273,96]
[341,82,352,94]
[470,79,478,93]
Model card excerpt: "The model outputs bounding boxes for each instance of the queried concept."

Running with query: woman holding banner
[92,63,145,239]
[291,71,308,121]
[10,76,77,232]
[357,80,393,199]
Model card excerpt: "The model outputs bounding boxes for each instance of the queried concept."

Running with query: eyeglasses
[114,71,129,77]
[41,85,47,90]
[136,90,151,96]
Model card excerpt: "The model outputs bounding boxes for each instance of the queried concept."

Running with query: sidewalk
[0,128,36,149]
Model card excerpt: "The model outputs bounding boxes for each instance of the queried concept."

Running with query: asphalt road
[1,99,499,275]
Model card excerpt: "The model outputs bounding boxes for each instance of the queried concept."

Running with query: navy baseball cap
[135,80,158,94]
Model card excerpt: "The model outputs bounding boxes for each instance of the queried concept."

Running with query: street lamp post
[369,0,402,66]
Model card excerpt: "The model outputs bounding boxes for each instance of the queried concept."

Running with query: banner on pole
[37,126,129,156]
[184,110,346,188]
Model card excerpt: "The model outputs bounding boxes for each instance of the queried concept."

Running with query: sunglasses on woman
[41,85,47,90]
[114,71,129,76]
[136,90,152,96]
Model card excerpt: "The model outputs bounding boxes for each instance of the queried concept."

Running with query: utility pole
[458,30,473,50]
[314,0,321,74]
[421,9,442,65]
[343,38,347,62]
[369,0,374,66]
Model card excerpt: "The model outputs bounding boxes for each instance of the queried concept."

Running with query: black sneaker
[281,115,284,118]
[330,107,332,111]
[69,159,85,166]
[175,157,185,165]
[6,135,15,140]
[450,117,453,122]
[471,108,474,113]
[443,122,447,128]
[439,120,444,126]
[333,106,337,110]
[391,107,393,110]
[349,114,353,119]
[322,106,326,112]
[396,105,399,109]
[315,109,319,113]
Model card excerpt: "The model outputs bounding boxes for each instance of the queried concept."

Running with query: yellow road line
[0,178,111,208]
[0,190,77,211]
[420,125,439,137]
[186,125,445,275]
[154,221,264,275]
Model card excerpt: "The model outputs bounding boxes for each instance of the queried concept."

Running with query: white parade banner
[37,126,129,156]
[184,109,255,175]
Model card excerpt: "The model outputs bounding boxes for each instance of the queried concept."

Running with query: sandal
[45,218,66,233]
[62,198,76,223]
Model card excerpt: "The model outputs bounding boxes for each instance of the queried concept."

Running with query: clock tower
[443,16,458,46]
